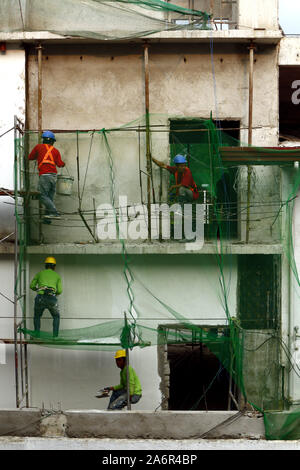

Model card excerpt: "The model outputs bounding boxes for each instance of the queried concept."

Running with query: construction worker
[28,130,65,222]
[152,154,199,203]
[105,350,142,410]
[30,257,62,338]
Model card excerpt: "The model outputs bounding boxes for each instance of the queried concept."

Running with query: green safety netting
[14,114,300,438]
[0,0,211,40]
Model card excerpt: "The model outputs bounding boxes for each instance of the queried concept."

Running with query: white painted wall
[27,254,237,410]
[0,255,17,408]
[0,46,25,408]
[0,45,25,236]
[238,0,279,30]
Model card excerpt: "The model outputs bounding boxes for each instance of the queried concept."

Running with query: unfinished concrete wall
[0,408,265,439]
[166,0,236,28]
[25,43,280,245]
[242,330,282,410]
[26,43,279,143]
[238,0,279,31]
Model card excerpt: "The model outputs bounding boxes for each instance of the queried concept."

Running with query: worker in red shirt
[152,154,199,203]
[29,131,65,222]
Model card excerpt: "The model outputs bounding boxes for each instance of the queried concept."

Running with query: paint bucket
[57,175,74,196]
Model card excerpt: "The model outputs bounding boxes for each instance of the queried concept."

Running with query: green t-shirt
[30,269,62,295]
[114,365,142,396]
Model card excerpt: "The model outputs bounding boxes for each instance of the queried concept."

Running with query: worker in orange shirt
[152,154,199,203]
[28,131,65,222]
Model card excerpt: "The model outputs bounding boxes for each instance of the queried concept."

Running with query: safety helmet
[173,154,187,164]
[42,130,56,141]
[45,256,56,265]
[114,350,126,359]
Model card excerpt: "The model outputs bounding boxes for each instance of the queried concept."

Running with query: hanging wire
[0,127,15,139]
[101,129,138,331]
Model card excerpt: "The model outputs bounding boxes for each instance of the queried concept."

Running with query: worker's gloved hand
[104,387,112,391]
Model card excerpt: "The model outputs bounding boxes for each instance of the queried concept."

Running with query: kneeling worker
[105,350,142,410]
[152,154,199,203]
[30,257,62,338]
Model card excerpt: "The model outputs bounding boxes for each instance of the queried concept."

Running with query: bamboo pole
[246,43,255,244]
[13,117,20,407]
[124,313,131,411]
[37,44,43,241]
[143,42,152,240]
[37,44,43,140]
[126,347,131,410]
[13,217,19,407]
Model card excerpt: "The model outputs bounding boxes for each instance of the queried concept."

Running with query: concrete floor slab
[0,436,299,450]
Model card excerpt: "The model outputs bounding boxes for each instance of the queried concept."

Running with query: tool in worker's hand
[95,388,110,398]
[36,286,56,296]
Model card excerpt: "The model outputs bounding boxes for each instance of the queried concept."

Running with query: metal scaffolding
[13,115,29,408]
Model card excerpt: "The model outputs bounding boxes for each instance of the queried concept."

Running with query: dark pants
[107,389,141,410]
[178,186,194,204]
[34,294,60,337]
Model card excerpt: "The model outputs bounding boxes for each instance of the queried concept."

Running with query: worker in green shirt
[30,256,62,337]
[105,350,142,410]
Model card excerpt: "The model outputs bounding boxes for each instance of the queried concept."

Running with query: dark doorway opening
[279,66,300,140]
[167,340,239,411]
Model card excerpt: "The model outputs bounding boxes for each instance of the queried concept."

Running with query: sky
[279,0,300,34]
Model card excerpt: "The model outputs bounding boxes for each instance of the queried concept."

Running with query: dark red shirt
[167,166,199,200]
[29,144,65,176]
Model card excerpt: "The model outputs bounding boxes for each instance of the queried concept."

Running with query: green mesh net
[0,0,211,40]
[14,113,300,438]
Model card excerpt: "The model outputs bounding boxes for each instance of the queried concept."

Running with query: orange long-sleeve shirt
[29,144,65,176]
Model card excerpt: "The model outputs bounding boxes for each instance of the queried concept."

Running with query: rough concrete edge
[0,409,266,440]
[202,413,266,440]
[0,409,42,437]
[64,410,266,440]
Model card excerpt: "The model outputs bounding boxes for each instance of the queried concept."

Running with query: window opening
[159,324,240,411]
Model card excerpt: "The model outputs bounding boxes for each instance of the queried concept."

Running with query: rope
[80,131,95,202]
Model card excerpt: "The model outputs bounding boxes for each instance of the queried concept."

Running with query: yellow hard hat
[45,256,56,265]
[114,350,126,359]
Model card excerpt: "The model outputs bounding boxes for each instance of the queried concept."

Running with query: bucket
[57,175,74,196]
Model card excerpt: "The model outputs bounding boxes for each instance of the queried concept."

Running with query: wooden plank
[220,146,300,163]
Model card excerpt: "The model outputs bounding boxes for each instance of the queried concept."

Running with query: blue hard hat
[42,130,56,141]
[173,154,187,164]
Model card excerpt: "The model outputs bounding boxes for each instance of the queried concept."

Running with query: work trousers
[178,186,194,204]
[107,389,141,410]
[34,294,60,337]
[38,173,59,216]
